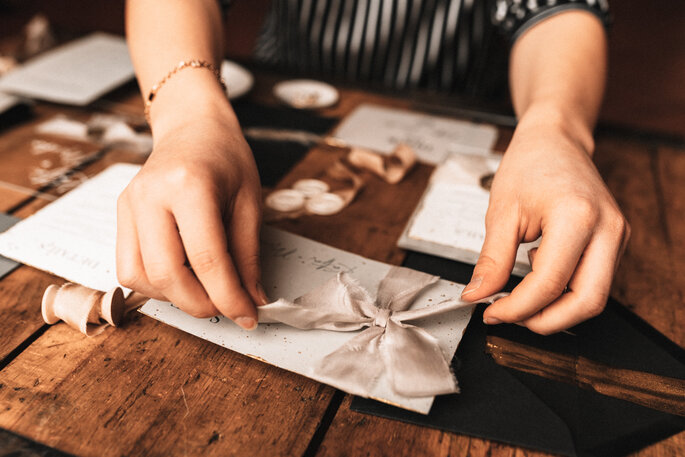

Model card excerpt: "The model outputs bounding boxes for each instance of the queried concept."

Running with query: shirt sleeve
[491,0,610,43]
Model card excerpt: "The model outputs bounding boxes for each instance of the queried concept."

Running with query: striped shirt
[223,0,609,95]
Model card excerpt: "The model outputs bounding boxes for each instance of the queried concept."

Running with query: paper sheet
[0,33,134,106]
[331,104,498,164]
[140,226,474,414]
[0,163,139,291]
[399,153,539,277]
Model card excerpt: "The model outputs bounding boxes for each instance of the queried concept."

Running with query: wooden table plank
[656,147,685,344]
[0,314,333,457]
[0,268,55,363]
[594,138,685,348]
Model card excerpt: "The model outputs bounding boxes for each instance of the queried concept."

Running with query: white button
[265,189,306,212]
[292,179,330,197]
[305,192,346,215]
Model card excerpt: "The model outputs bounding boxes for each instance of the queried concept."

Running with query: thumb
[461,209,519,302]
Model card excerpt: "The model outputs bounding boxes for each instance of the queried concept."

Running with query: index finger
[483,210,594,323]
[173,188,258,330]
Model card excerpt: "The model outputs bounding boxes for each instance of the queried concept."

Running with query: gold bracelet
[143,59,227,125]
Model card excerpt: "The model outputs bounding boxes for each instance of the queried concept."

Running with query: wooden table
[0,71,683,457]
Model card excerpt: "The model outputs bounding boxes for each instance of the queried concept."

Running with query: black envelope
[351,252,685,457]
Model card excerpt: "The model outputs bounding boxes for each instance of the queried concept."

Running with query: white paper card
[0,33,134,106]
[0,163,140,291]
[140,226,474,414]
[399,152,539,277]
[331,104,498,164]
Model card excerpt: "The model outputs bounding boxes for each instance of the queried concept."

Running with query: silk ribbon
[259,266,506,398]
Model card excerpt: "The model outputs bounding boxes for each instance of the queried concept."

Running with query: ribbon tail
[258,298,368,330]
[312,326,385,397]
[394,291,508,323]
[382,319,459,397]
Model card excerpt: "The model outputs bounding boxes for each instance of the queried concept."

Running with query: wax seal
[265,189,307,212]
[292,179,330,197]
[305,192,346,215]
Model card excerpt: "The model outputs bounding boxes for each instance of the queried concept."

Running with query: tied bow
[259,266,505,398]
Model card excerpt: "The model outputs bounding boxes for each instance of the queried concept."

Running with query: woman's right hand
[116,106,267,330]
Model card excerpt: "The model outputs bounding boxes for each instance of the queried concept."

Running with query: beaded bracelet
[143,59,227,125]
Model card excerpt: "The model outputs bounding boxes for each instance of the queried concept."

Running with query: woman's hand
[461,110,630,334]
[116,109,266,330]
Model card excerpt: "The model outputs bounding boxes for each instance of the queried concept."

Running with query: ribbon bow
[259,266,505,398]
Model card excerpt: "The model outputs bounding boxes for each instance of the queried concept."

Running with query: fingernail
[461,277,483,296]
[256,282,269,306]
[483,316,502,325]
[235,317,257,330]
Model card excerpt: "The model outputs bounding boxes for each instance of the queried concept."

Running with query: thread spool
[42,283,125,336]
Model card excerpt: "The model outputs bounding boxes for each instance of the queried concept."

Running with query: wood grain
[0,312,334,457]
[0,267,57,362]
[594,138,685,348]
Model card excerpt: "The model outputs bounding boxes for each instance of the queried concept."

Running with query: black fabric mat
[351,251,685,457]
[232,101,338,187]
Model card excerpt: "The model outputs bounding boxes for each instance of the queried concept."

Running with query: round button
[292,179,330,198]
[305,192,346,215]
[265,189,306,212]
